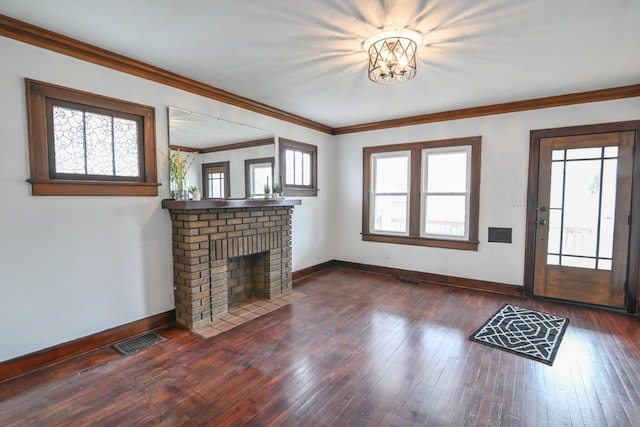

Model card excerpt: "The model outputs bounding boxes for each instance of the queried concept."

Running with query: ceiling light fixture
[364,29,422,85]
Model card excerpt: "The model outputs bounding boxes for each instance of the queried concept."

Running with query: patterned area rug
[470,304,569,365]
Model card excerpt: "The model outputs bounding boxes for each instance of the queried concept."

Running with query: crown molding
[332,84,640,135]
[0,14,333,134]
[1,14,639,137]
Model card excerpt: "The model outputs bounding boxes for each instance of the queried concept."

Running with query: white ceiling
[1,0,639,128]
[169,107,274,149]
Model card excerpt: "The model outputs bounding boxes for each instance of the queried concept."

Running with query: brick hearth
[162,199,301,329]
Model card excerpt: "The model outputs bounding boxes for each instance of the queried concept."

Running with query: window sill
[362,233,479,251]
[28,179,161,196]
[282,187,318,197]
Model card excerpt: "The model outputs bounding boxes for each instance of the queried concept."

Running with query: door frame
[524,120,640,313]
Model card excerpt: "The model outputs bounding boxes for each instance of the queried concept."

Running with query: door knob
[537,220,548,225]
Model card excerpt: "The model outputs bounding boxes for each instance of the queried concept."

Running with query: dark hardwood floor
[1,267,639,426]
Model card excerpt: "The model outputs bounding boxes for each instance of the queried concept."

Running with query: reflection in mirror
[168,107,275,198]
[245,158,275,197]
[203,161,230,198]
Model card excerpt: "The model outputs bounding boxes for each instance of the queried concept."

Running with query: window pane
[208,172,224,198]
[302,152,311,185]
[85,112,114,176]
[426,151,467,193]
[547,254,560,265]
[53,106,86,174]
[562,256,596,269]
[373,195,407,233]
[294,150,303,185]
[113,117,139,177]
[52,106,140,178]
[424,195,466,237]
[285,150,294,185]
[251,164,272,195]
[375,155,408,193]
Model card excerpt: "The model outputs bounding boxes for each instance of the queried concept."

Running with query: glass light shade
[364,30,421,84]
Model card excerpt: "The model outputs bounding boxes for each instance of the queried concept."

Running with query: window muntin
[362,136,481,251]
[370,151,410,234]
[26,79,158,196]
[279,138,318,196]
[285,149,312,186]
[202,162,229,198]
[50,102,142,180]
[421,146,471,239]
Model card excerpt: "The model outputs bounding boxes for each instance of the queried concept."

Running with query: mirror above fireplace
[168,107,275,198]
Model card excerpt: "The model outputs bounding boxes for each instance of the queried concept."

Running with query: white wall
[333,98,640,286]
[0,36,334,362]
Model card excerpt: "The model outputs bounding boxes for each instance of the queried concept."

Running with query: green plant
[263,183,271,194]
[273,181,282,194]
[162,148,197,192]
[188,185,198,193]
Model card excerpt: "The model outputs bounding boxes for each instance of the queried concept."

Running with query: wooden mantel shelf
[161,198,302,210]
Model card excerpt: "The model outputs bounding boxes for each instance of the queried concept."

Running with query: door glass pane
[426,151,467,193]
[547,254,560,265]
[551,149,565,161]
[598,259,612,271]
[424,195,466,237]
[373,195,407,233]
[562,256,596,269]
[566,147,602,160]
[598,159,617,259]
[562,160,600,258]
[550,162,564,209]
[604,146,618,157]
[547,208,562,254]
[375,155,408,193]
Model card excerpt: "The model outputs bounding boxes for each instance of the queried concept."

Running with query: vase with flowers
[163,149,197,200]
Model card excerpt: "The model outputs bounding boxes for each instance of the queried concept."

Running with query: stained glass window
[52,105,141,178]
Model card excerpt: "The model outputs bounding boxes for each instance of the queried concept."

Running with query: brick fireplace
[162,199,301,329]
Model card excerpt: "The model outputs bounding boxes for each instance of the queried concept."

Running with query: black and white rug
[470,304,569,365]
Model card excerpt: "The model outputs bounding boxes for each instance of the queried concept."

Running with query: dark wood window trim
[25,79,159,196]
[245,157,275,197]
[278,138,318,197]
[362,136,481,251]
[202,161,230,198]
